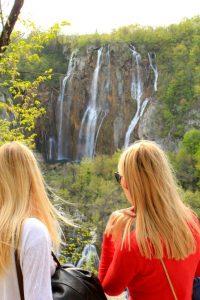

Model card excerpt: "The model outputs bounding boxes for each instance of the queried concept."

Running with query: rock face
[37,43,158,162]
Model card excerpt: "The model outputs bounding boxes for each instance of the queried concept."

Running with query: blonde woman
[0,141,71,300]
[99,140,200,300]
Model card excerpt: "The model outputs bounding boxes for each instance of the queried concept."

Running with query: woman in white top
[0,141,71,300]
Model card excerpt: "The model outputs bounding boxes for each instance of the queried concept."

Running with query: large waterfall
[46,44,158,162]
[78,47,103,159]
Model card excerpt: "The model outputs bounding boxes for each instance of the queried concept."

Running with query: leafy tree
[169,129,200,190]
[182,129,200,156]
[184,190,200,219]
[0,22,69,147]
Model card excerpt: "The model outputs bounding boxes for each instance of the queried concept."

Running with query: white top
[0,218,56,300]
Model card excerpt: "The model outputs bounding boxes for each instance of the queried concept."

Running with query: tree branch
[0,0,24,53]
[0,0,5,29]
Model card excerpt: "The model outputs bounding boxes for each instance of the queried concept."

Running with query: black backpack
[51,252,107,300]
[15,251,107,300]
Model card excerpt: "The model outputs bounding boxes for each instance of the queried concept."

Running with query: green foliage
[60,227,93,266]
[155,17,200,139]
[184,190,200,218]
[182,129,200,156]
[45,151,127,252]
[169,129,200,190]
[0,22,69,147]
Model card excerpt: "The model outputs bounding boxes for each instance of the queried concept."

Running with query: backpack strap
[160,258,178,300]
[51,251,61,268]
[15,251,25,300]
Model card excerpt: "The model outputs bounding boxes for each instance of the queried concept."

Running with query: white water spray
[148,52,158,92]
[124,46,144,148]
[57,53,75,159]
[78,48,103,158]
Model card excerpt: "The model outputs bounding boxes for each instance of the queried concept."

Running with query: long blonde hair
[118,140,200,259]
[0,141,71,275]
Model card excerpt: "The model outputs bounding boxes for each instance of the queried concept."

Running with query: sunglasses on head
[114,172,122,184]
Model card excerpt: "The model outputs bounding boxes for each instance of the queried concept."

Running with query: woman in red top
[99,140,200,300]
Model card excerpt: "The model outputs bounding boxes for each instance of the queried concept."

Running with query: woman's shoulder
[21,218,51,250]
[23,217,49,235]
[23,217,47,230]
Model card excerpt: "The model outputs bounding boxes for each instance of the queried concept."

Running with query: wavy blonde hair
[117,140,200,259]
[0,141,71,275]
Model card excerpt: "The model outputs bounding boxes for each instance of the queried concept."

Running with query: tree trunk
[0,0,24,53]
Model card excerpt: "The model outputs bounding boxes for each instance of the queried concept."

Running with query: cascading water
[48,137,56,161]
[93,45,111,156]
[93,109,109,154]
[140,98,149,117]
[57,53,75,160]
[124,48,158,148]
[148,52,158,92]
[76,244,100,271]
[45,44,158,162]
[76,227,99,271]
[78,47,103,159]
[124,45,144,148]
[105,44,111,93]
[113,68,125,149]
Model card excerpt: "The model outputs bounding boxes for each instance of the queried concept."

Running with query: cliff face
[37,43,158,161]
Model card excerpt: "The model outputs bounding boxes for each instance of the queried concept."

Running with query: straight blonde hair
[0,141,71,275]
[117,140,200,259]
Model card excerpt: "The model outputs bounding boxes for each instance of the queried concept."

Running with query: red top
[98,232,200,300]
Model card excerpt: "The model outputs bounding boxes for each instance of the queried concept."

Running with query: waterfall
[140,98,149,117]
[124,46,144,148]
[78,47,103,158]
[76,244,100,271]
[93,109,109,155]
[113,68,125,148]
[105,44,111,93]
[93,45,111,156]
[148,52,158,92]
[48,137,56,161]
[57,53,75,160]
[44,44,159,161]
